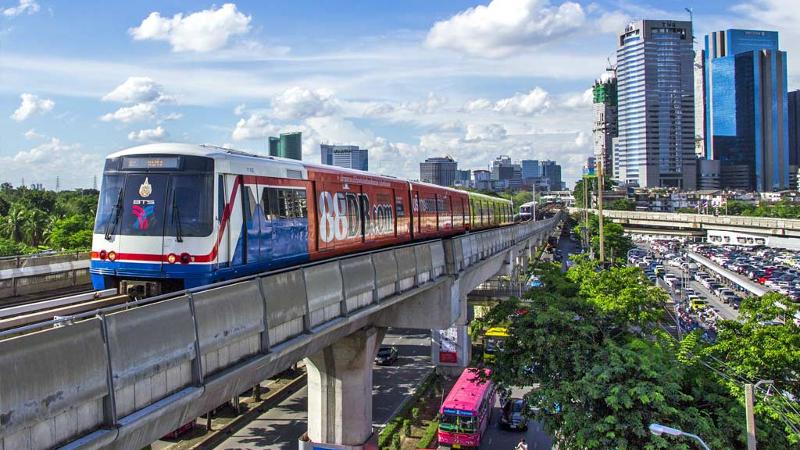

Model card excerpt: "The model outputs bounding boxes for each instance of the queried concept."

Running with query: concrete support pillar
[302,327,384,449]
[432,292,471,377]
[431,324,471,377]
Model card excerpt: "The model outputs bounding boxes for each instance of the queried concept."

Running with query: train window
[119,173,169,237]
[168,174,213,237]
[217,175,225,220]
[93,173,124,233]
[295,189,308,218]
[395,196,405,217]
[243,186,255,221]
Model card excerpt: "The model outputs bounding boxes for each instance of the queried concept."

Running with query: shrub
[378,418,401,449]
[411,407,420,423]
[391,433,401,449]
[402,418,411,437]
[416,420,439,449]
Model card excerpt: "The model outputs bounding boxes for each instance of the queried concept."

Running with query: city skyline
[2,1,800,190]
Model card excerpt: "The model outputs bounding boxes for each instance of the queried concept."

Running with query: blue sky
[1,0,798,189]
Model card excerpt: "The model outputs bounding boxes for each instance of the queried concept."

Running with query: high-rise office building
[616,20,697,190]
[592,69,618,179]
[268,132,302,160]
[694,50,707,159]
[490,156,515,181]
[269,137,280,156]
[521,160,540,181]
[540,160,562,191]
[704,29,789,191]
[320,144,368,171]
[420,156,457,186]
[583,156,596,176]
[788,90,800,189]
[455,169,471,186]
[473,169,491,191]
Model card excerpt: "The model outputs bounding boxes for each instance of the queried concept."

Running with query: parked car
[500,398,529,431]
[374,346,399,365]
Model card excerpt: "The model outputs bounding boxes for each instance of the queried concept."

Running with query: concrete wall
[0,215,563,450]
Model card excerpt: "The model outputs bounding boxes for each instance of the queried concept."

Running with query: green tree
[48,215,93,250]
[1,203,28,242]
[607,198,636,211]
[702,293,800,445]
[23,208,49,247]
[572,177,613,210]
[486,264,746,449]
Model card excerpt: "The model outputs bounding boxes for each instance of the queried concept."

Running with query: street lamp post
[649,423,711,450]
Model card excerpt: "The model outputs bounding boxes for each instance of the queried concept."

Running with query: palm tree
[23,208,49,247]
[1,204,27,242]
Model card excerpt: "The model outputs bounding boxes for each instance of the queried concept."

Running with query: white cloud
[271,87,339,120]
[102,76,173,104]
[400,92,447,115]
[562,88,593,108]
[465,123,507,142]
[128,126,169,142]
[10,93,54,121]
[574,131,589,147]
[23,128,44,140]
[426,0,586,57]
[159,112,183,121]
[465,87,551,116]
[234,103,247,116]
[130,3,251,52]
[0,138,103,190]
[100,102,156,123]
[3,0,39,17]
[362,102,396,117]
[597,11,631,34]
[231,112,280,141]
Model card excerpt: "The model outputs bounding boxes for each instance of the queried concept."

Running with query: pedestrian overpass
[0,214,563,450]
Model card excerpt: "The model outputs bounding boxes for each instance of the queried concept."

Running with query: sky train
[90,144,514,295]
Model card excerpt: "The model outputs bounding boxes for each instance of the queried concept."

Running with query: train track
[0,289,130,334]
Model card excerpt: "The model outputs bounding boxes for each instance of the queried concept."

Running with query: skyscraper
[704,29,789,191]
[320,144,368,171]
[268,132,302,160]
[789,90,800,188]
[616,20,697,190]
[420,156,457,186]
[540,160,562,191]
[521,160,540,181]
[694,50,707,159]
[592,69,618,179]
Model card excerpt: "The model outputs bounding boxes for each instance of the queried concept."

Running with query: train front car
[90,144,218,296]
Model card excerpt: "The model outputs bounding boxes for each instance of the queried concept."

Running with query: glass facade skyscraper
[616,20,697,190]
[704,29,789,191]
[420,156,457,186]
[268,132,302,160]
[320,144,368,171]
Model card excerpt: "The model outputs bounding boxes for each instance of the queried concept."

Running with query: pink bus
[438,368,496,449]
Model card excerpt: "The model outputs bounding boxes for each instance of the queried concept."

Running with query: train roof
[106,143,472,196]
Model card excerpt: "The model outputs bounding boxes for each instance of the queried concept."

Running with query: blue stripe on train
[90,249,311,290]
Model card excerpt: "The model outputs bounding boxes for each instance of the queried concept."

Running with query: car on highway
[500,397,529,431]
[375,346,399,365]
[527,275,543,288]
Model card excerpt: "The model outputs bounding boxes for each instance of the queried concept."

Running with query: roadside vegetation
[478,258,799,449]
[0,183,97,256]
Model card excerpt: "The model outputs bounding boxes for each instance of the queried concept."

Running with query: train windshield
[95,169,213,238]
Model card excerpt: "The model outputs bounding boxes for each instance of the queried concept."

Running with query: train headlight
[99,250,107,260]
[167,253,177,264]
[180,253,192,264]
[108,251,117,261]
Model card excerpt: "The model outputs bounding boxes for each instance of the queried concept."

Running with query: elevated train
[90,144,513,295]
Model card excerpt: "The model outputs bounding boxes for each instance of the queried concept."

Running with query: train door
[267,186,308,265]
[226,175,246,267]
[413,190,421,236]
[259,185,276,266]
[241,181,261,266]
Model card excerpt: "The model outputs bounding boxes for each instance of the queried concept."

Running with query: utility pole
[745,383,756,450]
[597,158,605,264]
[746,380,774,450]
[532,181,537,221]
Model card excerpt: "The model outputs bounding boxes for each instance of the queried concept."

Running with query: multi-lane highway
[213,329,433,449]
